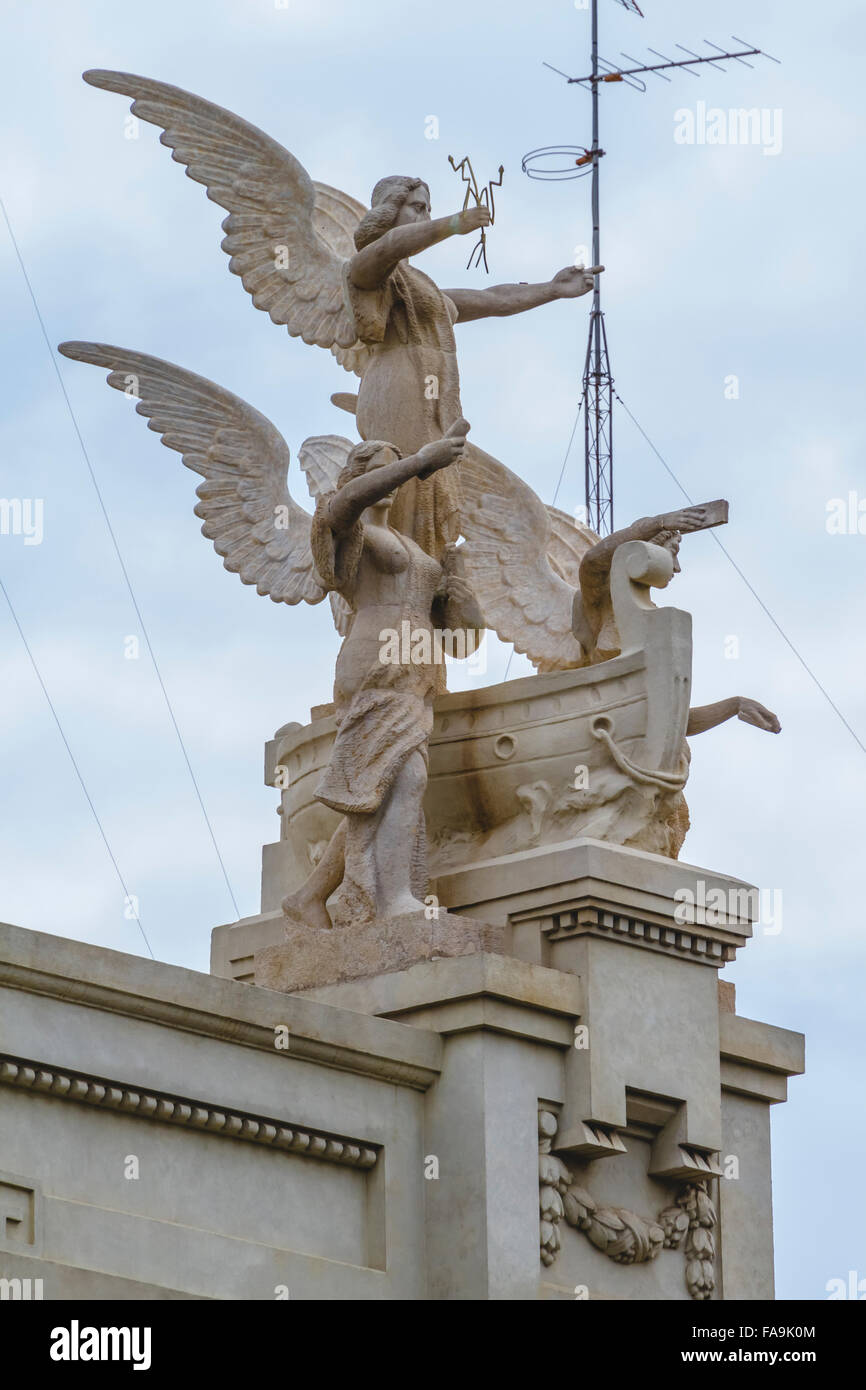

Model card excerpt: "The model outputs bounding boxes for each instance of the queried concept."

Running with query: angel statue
[57,341,484,927]
[77,69,602,569]
[457,465,785,721]
[449,490,781,859]
[570,503,779,739]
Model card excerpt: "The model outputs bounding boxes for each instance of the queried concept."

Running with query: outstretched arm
[327,419,471,534]
[687,697,781,737]
[577,510,676,610]
[349,209,490,291]
[578,504,726,602]
[445,265,603,322]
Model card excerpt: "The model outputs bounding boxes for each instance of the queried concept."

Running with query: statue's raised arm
[79,69,605,571]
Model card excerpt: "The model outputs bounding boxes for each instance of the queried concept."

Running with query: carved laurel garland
[658,1182,717,1300]
[538,1109,717,1300]
[0,1055,377,1171]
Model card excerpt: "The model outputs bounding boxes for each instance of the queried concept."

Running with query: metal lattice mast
[584,0,614,534]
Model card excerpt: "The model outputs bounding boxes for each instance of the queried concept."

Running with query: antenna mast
[522,0,778,535]
[586,0,611,535]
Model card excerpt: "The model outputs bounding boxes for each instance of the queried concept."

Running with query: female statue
[344,175,600,555]
[59,329,485,928]
[78,70,600,561]
[286,417,485,928]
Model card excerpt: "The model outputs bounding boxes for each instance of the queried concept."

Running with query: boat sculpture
[266,538,692,908]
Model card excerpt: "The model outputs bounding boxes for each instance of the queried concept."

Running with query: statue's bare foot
[281,891,333,932]
[381,893,430,920]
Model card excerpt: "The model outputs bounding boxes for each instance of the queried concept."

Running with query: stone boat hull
[261,541,693,909]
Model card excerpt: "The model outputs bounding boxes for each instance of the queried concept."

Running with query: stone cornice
[435,838,756,967]
[0,923,442,1092]
[540,903,739,965]
[300,953,583,1045]
[717,1011,805,1103]
[719,1012,806,1074]
[0,1055,378,1170]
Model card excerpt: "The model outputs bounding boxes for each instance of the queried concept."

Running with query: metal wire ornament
[522,146,604,182]
[447,155,504,272]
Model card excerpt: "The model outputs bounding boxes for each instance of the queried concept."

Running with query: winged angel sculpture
[61,69,780,927]
[63,69,607,674]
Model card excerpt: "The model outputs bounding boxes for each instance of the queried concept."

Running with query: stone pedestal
[256,909,507,994]
[206,833,804,1301]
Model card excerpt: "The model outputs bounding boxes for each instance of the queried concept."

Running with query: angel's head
[354,177,431,249]
[651,528,682,574]
[339,440,403,513]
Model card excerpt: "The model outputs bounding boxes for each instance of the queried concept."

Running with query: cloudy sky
[1,0,864,1300]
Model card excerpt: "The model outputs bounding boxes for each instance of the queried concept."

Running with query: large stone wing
[545,505,600,587]
[309,183,373,378]
[298,434,354,500]
[83,70,363,357]
[58,342,325,606]
[460,447,598,671]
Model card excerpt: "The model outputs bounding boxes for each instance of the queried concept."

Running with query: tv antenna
[522,0,779,534]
